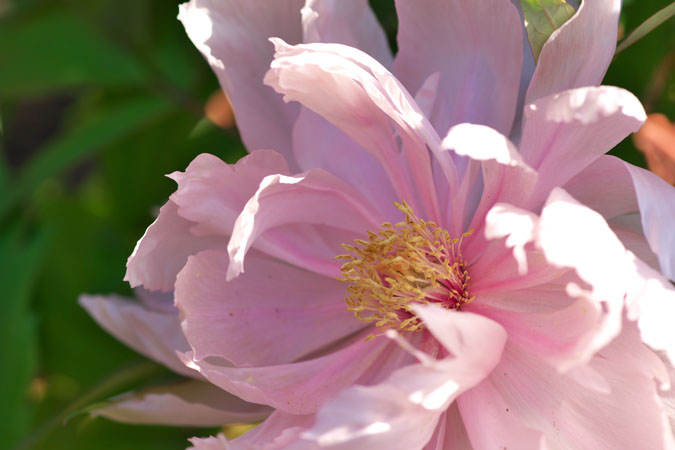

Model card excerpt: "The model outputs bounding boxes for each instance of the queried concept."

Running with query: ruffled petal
[168,151,290,237]
[180,335,394,415]
[79,294,195,377]
[92,379,270,427]
[125,201,224,292]
[301,0,392,67]
[175,249,362,367]
[265,39,458,223]
[520,86,646,207]
[300,306,506,449]
[178,0,303,166]
[394,0,523,136]
[226,168,381,280]
[487,188,675,367]
[525,0,621,104]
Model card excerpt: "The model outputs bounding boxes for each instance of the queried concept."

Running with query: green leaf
[16,361,162,450]
[520,0,576,63]
[615,2,675,56]
[0,225,49,449]
[0,95,171,219]
[0,11,146,98]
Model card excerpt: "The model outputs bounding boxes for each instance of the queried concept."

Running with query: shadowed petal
[79,294,195,378]
[265,39,457,223]
[92,379,270,427]
[179,0,303,167]
[394,0,523,136]
[302,0,392,67]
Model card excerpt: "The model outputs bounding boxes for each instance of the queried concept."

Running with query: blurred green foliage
[0,0,672,449]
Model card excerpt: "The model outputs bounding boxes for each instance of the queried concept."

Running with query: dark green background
[0,0,672,449]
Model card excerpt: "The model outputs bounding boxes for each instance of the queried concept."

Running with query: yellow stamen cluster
[337,201,474,335]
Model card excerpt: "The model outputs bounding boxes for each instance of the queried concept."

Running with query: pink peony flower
[82,0,675,448]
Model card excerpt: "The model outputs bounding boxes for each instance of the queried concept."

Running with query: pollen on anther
[337,200,474,334]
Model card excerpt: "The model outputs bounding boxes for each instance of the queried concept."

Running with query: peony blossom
[81,0,675,449]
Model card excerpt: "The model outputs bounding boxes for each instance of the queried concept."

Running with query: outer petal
[180,335,394,415]
[79,294,195,378]
[525,0,621,104]
[301,0,392,68]
[125,201,224,292]
[563,155,638,220]
[126,151,289,292]
[393,0,523,136]
[520,86,646,207]
[265,39,457,223]
[565,157,675,280]
[175,249,362,367]
[178,0,303,166]
[168,151,290,237]
[623,162,675,280]
[92,379,270,427]
[226,168,381,280]
[300,306,506,449]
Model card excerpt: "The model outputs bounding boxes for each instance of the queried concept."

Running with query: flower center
[337,200,474,334]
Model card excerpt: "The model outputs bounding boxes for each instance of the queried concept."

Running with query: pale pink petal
[457,380,545,449]
[483,192,625,361]
[430,404,472,450]
[477,343,673,450]
[300,306,506,449]
[487,188,675,367]
[525,0,621,104]
[168,151,290,237]
[441,123,537,242]
[301,0,392,67]
[92,379,270,427]
[180,335,394,415]
[563,155,638,220]
[520,86,646,207]
[612,226,660,272]
[476,291,620,372]
[565,157,675,280]
[623,162,675,281]
[291,108,399,220]
[175,249,363,367]
[188,434,228,450]
[300,382,442,449]
[178,0,303,166]
[223,411,315,450]
[125,201,224,292]
[265,39,457,223]
[623,255,675,368]
[226,169,381,280]
[394,0,523,136]
[79,294,196,378]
